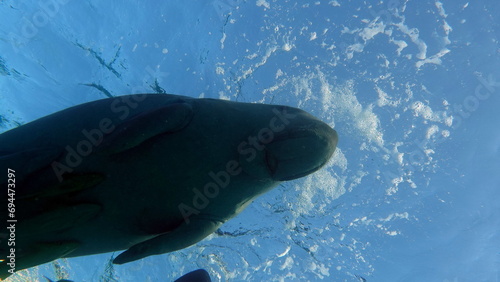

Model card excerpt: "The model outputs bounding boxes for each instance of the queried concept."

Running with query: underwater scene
[1,1,499,281]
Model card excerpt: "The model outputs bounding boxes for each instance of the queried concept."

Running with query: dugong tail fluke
[0,94,338,279]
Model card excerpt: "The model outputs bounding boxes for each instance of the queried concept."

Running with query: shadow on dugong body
[0,93,338,279]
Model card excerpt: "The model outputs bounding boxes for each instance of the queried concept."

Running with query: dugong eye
[265,150,278,176]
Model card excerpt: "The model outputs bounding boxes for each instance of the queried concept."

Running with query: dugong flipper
[114,215,222,264]
[98,102,193,155]
[0,94,338,279]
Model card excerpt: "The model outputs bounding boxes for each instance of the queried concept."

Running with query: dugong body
[0,94,337,279]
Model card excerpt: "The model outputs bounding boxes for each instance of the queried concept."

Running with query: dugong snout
[265,111,338,181]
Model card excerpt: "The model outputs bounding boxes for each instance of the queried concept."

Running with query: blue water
[1,0,499,281]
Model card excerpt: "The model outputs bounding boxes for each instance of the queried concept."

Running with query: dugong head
[236,105,338,182]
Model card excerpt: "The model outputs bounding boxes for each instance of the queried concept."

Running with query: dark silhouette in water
[174,269,211,282]
[0,94,338,279]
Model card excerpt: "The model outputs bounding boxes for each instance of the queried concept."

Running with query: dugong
[0,94,337,279]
